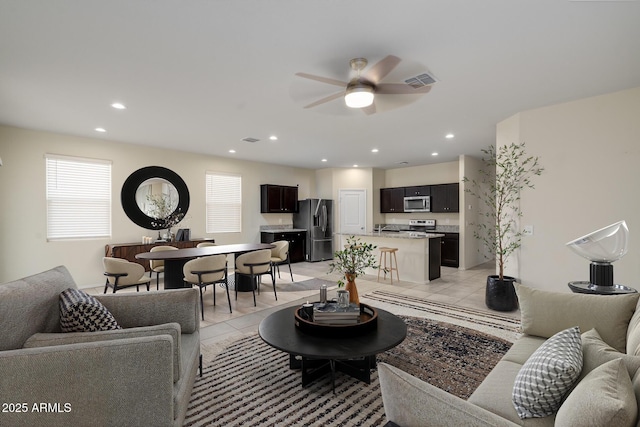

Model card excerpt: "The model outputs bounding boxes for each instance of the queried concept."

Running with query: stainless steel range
[408,219,436,236]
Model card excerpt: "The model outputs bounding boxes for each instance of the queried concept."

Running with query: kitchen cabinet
[260,184,298,213]
[261,230,306,263]
[404,185,431,197]
[430,183,459,213]
[440,233,459,268]
[380,187,405,213]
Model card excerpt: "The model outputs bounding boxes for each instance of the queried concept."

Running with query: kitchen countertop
[337,231,444,240]
[261,228,307,233]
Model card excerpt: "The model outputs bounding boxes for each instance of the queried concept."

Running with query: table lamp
[566,220,636,294]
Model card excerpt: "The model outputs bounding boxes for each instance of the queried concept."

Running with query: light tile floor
[85,261,520,348]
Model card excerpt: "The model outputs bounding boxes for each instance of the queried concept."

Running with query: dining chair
[183,254,230,320]
[270,240,293,281]
[196,242,216,248]
[149,245,178,289]
[103,257,151,294]
[234,249,276,306]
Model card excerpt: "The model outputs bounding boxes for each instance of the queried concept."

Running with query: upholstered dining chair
[183,254,230,320]
[103,257,151,293]
[270,240,293,281]
[234,249,276,306]
[149,245,178,289]
[196,242,216,248]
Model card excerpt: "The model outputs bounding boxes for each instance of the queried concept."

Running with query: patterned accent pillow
[59,288,121,332]
[512,326,583,419]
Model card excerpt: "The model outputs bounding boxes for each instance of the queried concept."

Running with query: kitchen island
[336,231,443,284]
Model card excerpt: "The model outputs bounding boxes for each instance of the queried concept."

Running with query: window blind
[46,154,112,240]
[206,172,241,233]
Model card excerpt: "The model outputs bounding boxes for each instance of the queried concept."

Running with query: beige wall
[498,86,640,292]
[0,125,314,286]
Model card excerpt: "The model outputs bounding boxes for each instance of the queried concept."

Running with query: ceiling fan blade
[362,102,376,115]
[363,55,401,83]
[376,83,432,95]
[303,91,344,109]
[295,72,346,87]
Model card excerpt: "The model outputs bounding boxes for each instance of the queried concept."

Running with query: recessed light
[269,135,278,141]
[111,102,126,110]
[95,127,106,133]
[353,164,358,168]
[229,149,236,153]
[371,148,379,153]
[432,152,439,156]
[445,133,454,139]
[321,159,328,162]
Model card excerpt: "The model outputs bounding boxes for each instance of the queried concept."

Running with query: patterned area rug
[185,310,517,426]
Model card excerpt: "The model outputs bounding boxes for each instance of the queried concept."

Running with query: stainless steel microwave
[403,196,430,212]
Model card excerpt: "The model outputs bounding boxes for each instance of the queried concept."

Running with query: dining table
[135,242,275,290]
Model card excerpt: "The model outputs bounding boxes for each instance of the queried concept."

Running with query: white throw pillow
[512,326,583,419]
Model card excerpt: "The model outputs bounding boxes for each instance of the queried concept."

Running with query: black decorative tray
[294,303,378,337]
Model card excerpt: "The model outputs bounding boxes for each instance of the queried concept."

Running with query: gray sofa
[0,266,201,427]
[379,283,640,426]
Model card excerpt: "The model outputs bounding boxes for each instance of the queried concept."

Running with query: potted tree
[327,236,379,305]
[463,142,544,311]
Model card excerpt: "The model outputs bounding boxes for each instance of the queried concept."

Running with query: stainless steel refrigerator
[293,198,334,262]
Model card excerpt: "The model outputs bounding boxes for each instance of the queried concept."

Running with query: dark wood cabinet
[261,231,306,263]
[380,187,405,213]
[430,183,459,213]
[260,184,298,213]
[440,233,459,268]
[404,185,431,197]
[105,239,214,271]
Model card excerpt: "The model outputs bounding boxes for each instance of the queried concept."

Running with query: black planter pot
[486,275,518,312]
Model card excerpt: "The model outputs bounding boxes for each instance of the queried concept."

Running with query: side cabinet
[261,231,307,263]
[105,239,214,271]
[441,233,460,268]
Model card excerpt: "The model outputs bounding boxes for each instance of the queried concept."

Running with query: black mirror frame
[121,166,190,230]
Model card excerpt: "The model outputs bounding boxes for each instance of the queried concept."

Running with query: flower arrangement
[146,194,185,235]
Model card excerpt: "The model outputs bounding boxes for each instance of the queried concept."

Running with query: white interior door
[339,189,366,235]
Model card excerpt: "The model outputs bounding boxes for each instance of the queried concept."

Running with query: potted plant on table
[463,142,544,311]
[327,236,379,305]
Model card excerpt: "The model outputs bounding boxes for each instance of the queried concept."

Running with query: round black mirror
[121,166,190,230]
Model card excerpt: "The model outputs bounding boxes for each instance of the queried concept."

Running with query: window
[206,172,242,233]
[46,154,112,240]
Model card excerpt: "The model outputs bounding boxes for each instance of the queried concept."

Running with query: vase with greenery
[463,142,544,311]
[146,194,185,241]
[327,236,379,305]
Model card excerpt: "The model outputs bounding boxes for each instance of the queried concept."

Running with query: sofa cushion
[556,359,637,427]
[501,335,547,365]
[0,266,77,350]
[59,288,121,332]
[626,300,640,355]
[581,328,640,381]
[515,283,639,353]
[512,326,582,419]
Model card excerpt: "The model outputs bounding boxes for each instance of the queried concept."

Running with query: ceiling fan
[295,55,435,115]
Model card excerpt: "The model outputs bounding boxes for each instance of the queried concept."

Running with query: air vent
[404,72,436,89]
[242,137,260,143]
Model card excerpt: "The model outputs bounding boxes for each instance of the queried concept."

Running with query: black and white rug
[185,298,519,426]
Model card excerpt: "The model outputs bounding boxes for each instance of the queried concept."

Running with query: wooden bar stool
[378,247,399,284]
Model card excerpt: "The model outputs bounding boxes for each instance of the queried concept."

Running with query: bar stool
[378,247,399,284]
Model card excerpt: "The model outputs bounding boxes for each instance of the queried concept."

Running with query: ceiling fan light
[345,84,374,108]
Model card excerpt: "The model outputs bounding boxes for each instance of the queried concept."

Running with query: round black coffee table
[258,305,406,393]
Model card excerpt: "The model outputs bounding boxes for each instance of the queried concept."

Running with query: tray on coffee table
[294,303,377,337]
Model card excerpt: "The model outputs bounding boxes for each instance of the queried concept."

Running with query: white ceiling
[1,0,639,170]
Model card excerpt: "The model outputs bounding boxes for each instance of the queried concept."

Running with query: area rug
[361,290,521,342]
[185,315,515,426]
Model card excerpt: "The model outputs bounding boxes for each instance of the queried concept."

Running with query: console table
[105,239,215,271]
